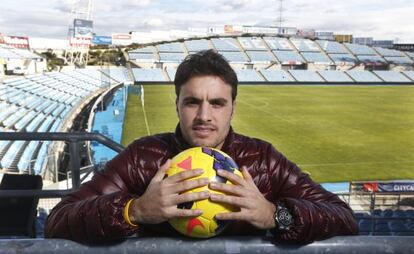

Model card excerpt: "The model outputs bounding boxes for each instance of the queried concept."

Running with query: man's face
[176,75,235,149]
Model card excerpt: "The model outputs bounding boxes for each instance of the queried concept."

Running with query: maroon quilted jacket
[45,127,358,243]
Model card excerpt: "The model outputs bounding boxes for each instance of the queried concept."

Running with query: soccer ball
[167,147,242,238]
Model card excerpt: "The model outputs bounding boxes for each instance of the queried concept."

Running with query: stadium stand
[0,44,41,59]
[344,43,377,55]
[237,37,267,51]
[263,37,294,50]
[288,70,325,82]
[290,38,321,52]
[0,68,122,173]
[159,52,185,62]
[259,69,295,82]
[219,51,249,63]
[273,50,305,64]
[346,70,384,83]
[125,36,414,82]
[157,42,184,53]
[356,209,414,236]
[384,56,414,65]
[403,71,414,81]
[128,52,158,61]
[301,52,332,64]
[235,69,265,82]
[318,70,354,83]
[211,38,241,51]
[132,68,166,82]
[374,47,404,57]
[17,141,40,173]
[316,40,349,54]
[357,55,387,65]
[184,39,211,52]
[128,46,157,62]
[166,68,176,81]
[129,46,155,53]
[246,51,276,62]
[373,71,412,83]
[91,87,126,165]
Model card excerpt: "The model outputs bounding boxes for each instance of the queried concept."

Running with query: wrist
[123,198,139,227]
[267,202,277,229]
[273,202,293,231]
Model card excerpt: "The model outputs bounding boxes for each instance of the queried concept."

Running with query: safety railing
[0,132,124,198]
[0,236,413,254]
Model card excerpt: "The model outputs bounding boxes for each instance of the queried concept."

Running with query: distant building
[372,40,394,49]
[393,43,414,52]
[315,31,334,40]
[334,34,353,43]
[353,37,374,46]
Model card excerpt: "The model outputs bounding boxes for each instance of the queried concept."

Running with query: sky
[1,0,413,43]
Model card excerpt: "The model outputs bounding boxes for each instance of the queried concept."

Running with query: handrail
[0,236,413,254]
[0,132,125,198]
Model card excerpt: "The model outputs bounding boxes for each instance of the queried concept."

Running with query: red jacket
[45,127,358,243]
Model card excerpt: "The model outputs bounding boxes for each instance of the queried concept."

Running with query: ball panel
[167,147,241,238]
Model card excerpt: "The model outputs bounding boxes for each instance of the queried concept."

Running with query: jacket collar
[173,124,235,153]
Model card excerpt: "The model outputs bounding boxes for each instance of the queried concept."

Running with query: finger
[173,208,203,218]
[209,182,245,196]
[217,169,246,186]
[210,193,248,208]
[174,191,210,205]
[215,211,247,221]
[152,159,172,182]
[241,166,253,181]
[166,168,204,183]
[172,177,209,193]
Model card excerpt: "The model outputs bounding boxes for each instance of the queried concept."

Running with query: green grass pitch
[122,84,414,183]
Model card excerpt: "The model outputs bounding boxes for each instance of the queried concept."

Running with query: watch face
[277,208,293,228]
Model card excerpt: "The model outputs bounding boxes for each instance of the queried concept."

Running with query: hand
[209,167,277,230]
[129,159,210,224]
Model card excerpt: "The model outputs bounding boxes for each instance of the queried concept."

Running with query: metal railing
[0,236,413,254]
[0,132,124,198]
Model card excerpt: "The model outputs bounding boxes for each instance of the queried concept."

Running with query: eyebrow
[182,97,229,105]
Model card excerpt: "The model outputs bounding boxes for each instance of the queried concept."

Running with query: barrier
[0,236,412,254]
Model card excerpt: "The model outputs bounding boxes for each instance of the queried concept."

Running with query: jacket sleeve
[44,141,152,243]
[266,145,358,243]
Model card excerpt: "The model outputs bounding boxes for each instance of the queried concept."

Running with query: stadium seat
[259,69,295,82]
[184,39,211,52]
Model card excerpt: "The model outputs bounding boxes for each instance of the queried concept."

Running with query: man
[45,49,358,243]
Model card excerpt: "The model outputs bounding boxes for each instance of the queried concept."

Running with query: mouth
[192,125,216,138]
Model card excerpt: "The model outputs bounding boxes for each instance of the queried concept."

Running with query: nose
[196,102,211,122]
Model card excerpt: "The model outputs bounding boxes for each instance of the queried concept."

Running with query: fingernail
[210,182,217,188]
[217,169,224,174]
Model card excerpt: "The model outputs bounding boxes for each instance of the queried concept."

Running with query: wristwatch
[274,202,293,230]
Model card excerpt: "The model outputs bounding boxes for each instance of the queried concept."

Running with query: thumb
[152,159,171,182]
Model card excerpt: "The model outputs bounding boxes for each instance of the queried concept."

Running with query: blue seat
[358,219,373,232]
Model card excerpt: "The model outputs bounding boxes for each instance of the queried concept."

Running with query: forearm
[45,191,138,243]
[272,198,358,243]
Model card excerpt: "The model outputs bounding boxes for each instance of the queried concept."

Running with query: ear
[231,100,236,120]
[175,97,179,116]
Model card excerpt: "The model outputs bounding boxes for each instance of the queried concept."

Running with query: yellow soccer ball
[167,147,242,238]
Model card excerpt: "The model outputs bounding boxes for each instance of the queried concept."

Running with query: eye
[210,99,226,108]
[183,100,199,106]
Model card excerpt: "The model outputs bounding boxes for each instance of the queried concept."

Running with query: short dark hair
[174,49,238,101]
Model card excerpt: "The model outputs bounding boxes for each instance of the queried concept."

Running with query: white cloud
[1,0,414,42]
[142,18,164,28]
[126,0,152,7]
